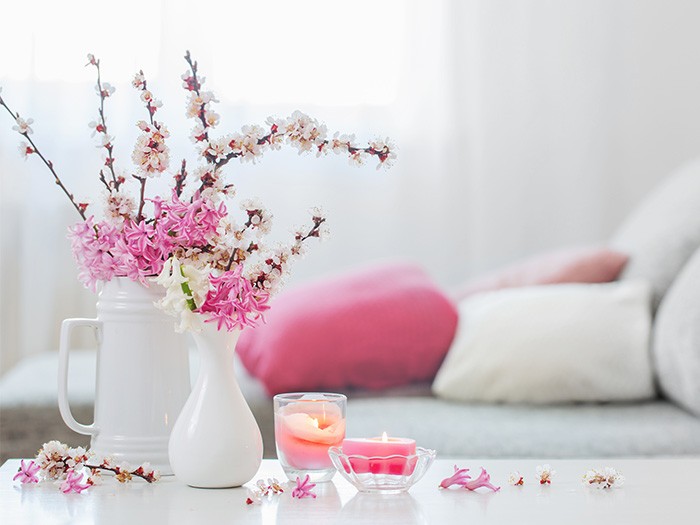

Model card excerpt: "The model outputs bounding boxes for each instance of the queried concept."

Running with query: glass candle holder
[274,392,347,483]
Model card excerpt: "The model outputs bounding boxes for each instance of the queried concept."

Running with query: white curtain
[2,0,700,375]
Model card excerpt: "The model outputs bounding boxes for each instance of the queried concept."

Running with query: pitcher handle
[58,318,102,436]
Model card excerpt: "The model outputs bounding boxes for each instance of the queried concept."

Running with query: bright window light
[0,0,403,105]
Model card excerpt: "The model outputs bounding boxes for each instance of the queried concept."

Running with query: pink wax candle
[341,433,417,475]
[275,400,346,470]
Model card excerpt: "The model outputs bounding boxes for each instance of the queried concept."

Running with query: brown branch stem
[94,60,119,189]
[1,98,86,220]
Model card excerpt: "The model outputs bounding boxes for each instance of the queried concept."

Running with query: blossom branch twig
[87,54,120,191]
[0,98,87,220]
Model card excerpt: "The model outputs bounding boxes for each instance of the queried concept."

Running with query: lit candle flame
[310,417,319,428]
[381,431,388,442]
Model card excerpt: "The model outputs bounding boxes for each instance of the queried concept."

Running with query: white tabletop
[1,458,697,524]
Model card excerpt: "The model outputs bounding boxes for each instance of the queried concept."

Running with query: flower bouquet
[1,51,394,486]
[3,51,394,332]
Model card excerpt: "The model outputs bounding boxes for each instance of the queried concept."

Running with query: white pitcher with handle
[58,277,190,475]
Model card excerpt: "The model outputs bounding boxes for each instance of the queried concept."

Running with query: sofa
[2,161,700,462]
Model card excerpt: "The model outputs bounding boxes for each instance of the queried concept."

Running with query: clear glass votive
[274,392,347,483]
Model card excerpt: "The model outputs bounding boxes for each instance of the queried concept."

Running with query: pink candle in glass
[275,400,346,470]
[342,433,417,475]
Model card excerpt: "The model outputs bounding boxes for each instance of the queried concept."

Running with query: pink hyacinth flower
[463,468,501,492]
[439,465,471,489]
[291,475,317,499]
[13,460,40,484]
[60,470,91,494]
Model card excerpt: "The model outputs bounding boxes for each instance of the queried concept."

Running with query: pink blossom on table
[536,464,555,485]
[439,465,471,489]
[463,468,500,492]
[291,475,317,499]
[262,477,284,495]
[582,467,624,489]
[507,471,524,486]
[13,460,40,484]
[12,116,33,135]
[60,469,91,494]
[199,265,270,331]
[245,488,262,505]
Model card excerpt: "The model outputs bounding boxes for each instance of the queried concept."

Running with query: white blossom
[153,258,210,332]
[132,71,145,89]
[536,464,555,484]
[507,471,524,486]
[582,467,624,489]
[104,190,136,224]
[12,116,33,135]
[18,141,33,158]
[97,83,115,97]
[132,125,170,176]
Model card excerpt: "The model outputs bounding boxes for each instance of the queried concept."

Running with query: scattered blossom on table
[291,475,317,499]
[12,440,159,493]
[536,464,555,485]
[507,471,524,486]
[582,467,624,489]
[439,465,500,492]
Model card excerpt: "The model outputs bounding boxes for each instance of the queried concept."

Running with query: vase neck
[192,326,241,369]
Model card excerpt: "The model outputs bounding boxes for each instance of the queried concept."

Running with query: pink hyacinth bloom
[67,218,120,291]
[291,475,316,499]
[13,460,40,484]
[439,465,471,489]
[199,265,270,331]
[60,470,91,494]
[463,468,500,492]
[112,219,173,284]
[152,191,226,247]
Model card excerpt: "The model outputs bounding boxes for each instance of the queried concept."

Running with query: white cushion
[611,159,700,311]
[432,281,654,404]
[654,247,700,416]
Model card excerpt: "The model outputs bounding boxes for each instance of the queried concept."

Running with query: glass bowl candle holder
[328,446,436,494]
[274,392,346,482]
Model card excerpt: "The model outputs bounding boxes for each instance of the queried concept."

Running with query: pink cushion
[452,246,628,301]
[236,262,459,395]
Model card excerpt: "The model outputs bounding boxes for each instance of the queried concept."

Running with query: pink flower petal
[463,468,500,492]
[13,460,40,484]
[291,474,317,499]
[439,465,471,489]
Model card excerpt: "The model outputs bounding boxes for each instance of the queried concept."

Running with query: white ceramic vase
[58,277,191,475]
[168,324,263,488]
